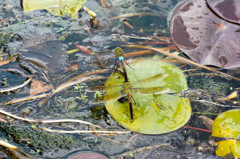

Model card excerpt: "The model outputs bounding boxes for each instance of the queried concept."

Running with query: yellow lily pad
[22,0,86,18]
[215,140,240,158]
[104,59,191,134]
[212,109,240,139]
[212,109,240,158]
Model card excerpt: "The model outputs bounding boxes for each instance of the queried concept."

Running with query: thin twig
[186,72,232,80]
[4,75,107,105]
[4,93,50,105]
[0,140,18,150]
[66,69,110,82]
[193,100,240,107]
[80,20,92,36]
[122,45,240,81]
[112,34,150,40]
[0,18,8,23]
[93,128,123,143]
[40,127,131,134]
[0,109,101,128]
[54,76,106,94]
[110,13,166,20]
[0,77,32,93]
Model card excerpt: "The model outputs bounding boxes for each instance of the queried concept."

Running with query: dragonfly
[93,47,169,122]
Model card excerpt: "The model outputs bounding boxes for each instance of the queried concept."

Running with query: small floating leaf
[104,59,191,134]
[212,109,240,139]
[30,80,52,96]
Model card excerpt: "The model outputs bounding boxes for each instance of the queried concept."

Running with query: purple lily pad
[206,0,240,24]
[170,0,240,69]
[68,152,108,159]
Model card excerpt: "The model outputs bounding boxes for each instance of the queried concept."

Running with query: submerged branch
[4,93,50,105]
[0,77,32,94]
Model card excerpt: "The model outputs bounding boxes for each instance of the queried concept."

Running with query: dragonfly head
[114,47,123,59]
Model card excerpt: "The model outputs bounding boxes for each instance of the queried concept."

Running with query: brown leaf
[30,80,52,96]
[199,116,213,131]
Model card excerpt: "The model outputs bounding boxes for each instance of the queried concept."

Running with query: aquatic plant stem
[183,126,212,133]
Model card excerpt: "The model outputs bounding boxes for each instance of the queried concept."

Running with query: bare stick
[4,93,50,105]
[54,76,106,94]
[0,109,101,128]
[4,75,107,105]
[0,77,32,93]
[0,140,18,150]
[122,45,240,81]
[110,13,165,20]
[194,100,240,107]
[40,127,131,134]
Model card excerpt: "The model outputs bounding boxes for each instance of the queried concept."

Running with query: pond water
[0,0,239,158]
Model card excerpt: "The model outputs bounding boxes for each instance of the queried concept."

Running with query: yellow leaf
[216,140,240,158]
[22,0,86,18]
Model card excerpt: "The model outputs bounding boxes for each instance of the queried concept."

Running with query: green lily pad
[212,109,240,158]
[212,109,240,139]
[22,0,87,18]
[104,59,191,134]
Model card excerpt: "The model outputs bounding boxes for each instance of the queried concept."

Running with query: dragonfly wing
[89,84,122,91]
[132,73,168,85]
[104,88,126,102]
[131,87,170,94]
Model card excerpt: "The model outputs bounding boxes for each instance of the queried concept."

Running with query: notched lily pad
[170,0,240,69]
[212,109,240,158]
[206,0,240,24]
[22,0,87,18]
[104,59,191,134]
